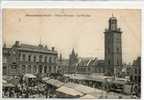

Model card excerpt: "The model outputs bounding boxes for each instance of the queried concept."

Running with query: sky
[3,9,141,63]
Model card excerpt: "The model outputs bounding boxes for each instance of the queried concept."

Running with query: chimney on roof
[45,45,48,49]
[15,41,20,47]
[39,44,43,48]
[52,47,55,51]
[59,53,62,62]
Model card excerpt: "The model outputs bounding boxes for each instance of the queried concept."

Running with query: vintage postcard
[2,9,141,99]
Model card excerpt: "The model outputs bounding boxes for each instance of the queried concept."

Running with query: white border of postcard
[0,1,144,100]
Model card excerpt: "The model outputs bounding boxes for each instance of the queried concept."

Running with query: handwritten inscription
[25,13,91,18]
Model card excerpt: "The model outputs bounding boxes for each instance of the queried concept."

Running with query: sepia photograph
[2,9,141,99]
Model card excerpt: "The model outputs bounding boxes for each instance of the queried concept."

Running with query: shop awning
[85,90,105,99]
[3,80,7,84]
[45,79,64,88]
[42,77,50,81]
[3,83,15,88]
[64,82,96,94]
[24,74,36,78]
[112,80,126,85]
[56,86,84,96]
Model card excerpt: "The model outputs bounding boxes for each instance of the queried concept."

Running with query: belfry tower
[104,15,122,76]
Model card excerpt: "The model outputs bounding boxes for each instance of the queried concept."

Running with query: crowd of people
[3,74,57,98]
[2,73,139,98]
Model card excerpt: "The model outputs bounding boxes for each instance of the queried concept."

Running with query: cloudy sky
[3,9,141,63]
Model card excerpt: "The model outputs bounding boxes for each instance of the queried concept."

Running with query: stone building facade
[126,57,141,97]
[3,44,10,75]
[104,16,122,76]
[57,54,69,74]
[130,57,141,84]
[3,41,58,76]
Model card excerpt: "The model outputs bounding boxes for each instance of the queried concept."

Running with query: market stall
[64,82,96,94]
[56,86,84,98]
[23,74,36,87]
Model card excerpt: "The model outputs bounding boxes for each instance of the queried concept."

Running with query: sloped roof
[89,58,98,66]
[3,80,7,84]
[64,82,96,94]
[42,77,50,81]
[56,86,84,96]
[24,74,36,78]
[81,90,104,99]
[45,79,64,88]
[80,94,96,99]
[77,57,98,67]
[79,59,90,66]
[17,43,57,54]
[3,83,15,87]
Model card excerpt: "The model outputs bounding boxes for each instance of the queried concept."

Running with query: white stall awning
[56,86,84,96]
[24,74,36,78]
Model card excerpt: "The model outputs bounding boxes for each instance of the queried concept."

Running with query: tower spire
[72,48,75,55]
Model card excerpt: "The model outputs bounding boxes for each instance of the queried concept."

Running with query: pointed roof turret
[72,48,75,55]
